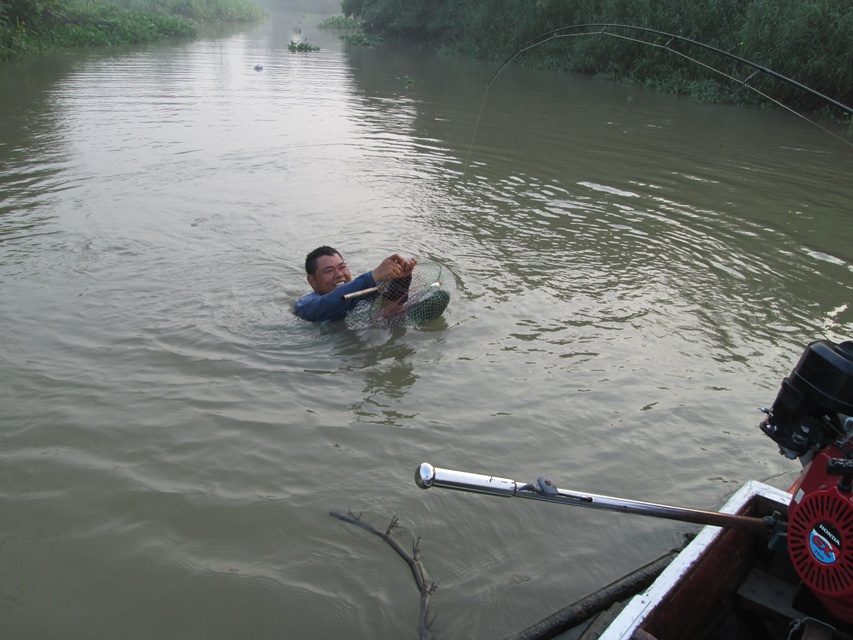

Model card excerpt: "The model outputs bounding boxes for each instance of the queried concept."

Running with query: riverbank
[0,0,265,59]
[340,0,853,117]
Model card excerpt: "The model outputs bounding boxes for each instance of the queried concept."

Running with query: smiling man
[293,246,417,322]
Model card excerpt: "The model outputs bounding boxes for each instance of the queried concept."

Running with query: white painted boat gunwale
[599,480,792,640]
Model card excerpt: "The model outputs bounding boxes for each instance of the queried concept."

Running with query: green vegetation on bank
[317,15,360,31]
[317,14,376,47]
[340,0,853,113]
[0,0,265,59]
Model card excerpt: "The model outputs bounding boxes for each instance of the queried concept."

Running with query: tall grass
[340,0,853,112]
[0,0,265,58]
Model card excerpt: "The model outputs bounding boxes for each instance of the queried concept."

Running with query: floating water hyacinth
[288,40,319,52]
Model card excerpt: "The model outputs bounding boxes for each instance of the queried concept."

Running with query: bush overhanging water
[0,0,265,58]
[340,0,853,112]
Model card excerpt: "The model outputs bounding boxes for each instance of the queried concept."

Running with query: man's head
[305,246,352,295]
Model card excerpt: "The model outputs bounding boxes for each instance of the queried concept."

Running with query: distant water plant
[288,25,318,52]
[288,40,319,52]
[340,33,373,46]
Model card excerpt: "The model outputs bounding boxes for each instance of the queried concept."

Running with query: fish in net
[345,262,451,329]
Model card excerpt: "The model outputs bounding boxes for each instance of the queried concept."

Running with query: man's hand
[372,254,417,282]
[398,257,418,279]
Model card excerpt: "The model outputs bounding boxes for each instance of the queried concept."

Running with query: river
[1,6,851,639]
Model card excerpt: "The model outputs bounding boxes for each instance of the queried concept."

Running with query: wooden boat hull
[599,481,795,640]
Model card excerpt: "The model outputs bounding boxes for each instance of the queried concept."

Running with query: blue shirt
[293,271,378,322]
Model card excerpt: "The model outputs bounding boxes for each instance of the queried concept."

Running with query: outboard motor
[761,339,853,621]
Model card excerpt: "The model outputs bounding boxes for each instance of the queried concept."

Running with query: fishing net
[345,262,452,330]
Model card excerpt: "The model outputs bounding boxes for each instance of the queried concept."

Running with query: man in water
[293,246,417,322]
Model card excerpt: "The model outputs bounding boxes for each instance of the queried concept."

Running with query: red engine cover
[789,447,853,622]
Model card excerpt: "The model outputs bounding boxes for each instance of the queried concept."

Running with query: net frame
[345,262,451,329]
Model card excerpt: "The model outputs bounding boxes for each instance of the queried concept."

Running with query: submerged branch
[330,510,437,639]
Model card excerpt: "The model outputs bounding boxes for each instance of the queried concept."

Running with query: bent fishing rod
[415,463,787,536]
[466,23,853,171]
[491,24,853,118]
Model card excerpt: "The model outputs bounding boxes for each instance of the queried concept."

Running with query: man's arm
[294,271,377,322]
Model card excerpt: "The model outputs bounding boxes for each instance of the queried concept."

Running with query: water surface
[1,9,851,639]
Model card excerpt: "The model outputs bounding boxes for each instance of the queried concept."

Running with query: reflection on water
[0,54,78,244]
[0,8,852,639]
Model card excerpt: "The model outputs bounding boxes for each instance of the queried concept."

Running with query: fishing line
[600,28,853,148]
[464,23,853,174]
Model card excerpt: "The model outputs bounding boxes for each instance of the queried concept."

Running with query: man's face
[308,253,352,295]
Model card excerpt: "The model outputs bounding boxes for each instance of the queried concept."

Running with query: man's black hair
[305,246,342,276]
